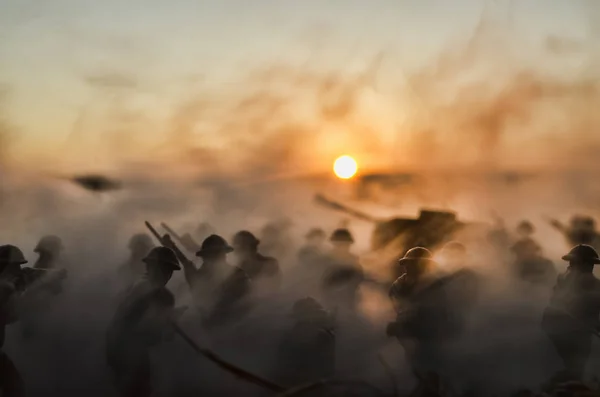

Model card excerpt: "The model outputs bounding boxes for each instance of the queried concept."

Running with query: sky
[0,0,597,174]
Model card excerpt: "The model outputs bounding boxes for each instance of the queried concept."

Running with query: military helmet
[442,241,466,254]
[128,233,154,251]
[329,228,354,243]
[195,234,234,257]
[305,228,326,239]
[401,247,433,261]
[561,244,600,265]
[397,247,436,274]
[232,230,259,248]
[0,245,28,266]
[34,235,63,254]
[516,220,535,235]
[143,246,180,270]
[195,222,215,238]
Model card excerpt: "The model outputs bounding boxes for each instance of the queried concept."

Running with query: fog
[2,2,600,396]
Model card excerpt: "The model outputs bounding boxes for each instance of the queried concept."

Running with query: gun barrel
[161,223,184,243]
[145,221,193,266]
[313,194,379,223]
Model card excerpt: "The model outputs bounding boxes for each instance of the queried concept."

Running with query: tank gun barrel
[313,194,380,223]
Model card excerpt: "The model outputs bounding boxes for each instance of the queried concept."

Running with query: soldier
[33,235,65,270]
[106,246,182,397]
[510,237,557,286]
[20,235,69,339]
[176,222,215,254]
[0,245,28,397]
[438,242,481,337]
[549,216,600,253]
[516,220,535,239]
[542,244,600,379]
[167,234,250,327]
[259,218,294,261]
[297,228,327,268]
[321,229,364,311]
[386,247,449,374]
[273,297,336,386]
[118,234,155,283]
[232,230,281,293]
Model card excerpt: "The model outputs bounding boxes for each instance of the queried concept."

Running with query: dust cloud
[1,3,600,396]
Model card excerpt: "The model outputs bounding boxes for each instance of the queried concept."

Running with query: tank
[314,194,490,254]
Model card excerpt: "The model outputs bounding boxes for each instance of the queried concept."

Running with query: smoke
[2,2,600,396]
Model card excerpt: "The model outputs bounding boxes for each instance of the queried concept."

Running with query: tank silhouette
[314,194,489,253]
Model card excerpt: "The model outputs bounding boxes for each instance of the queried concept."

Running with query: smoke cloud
[1,3,600,396]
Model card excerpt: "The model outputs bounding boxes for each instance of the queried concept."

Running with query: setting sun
[333,155,358,179]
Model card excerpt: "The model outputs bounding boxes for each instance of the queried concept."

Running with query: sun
[333,155,358,179]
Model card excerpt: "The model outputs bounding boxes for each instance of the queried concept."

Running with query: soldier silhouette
[0,245,34,397]
[33,235,65,270]
[297,228,327,268]
[106,246,182,397]
[321,229,364,312]
[273,297,336,386]
[510,238,557,286]
[542,244,600,379]
[232,230,281,294]
[164,234,251,328]
[118,234,155,284]
[20,236,69,340]
[387,247,449,374]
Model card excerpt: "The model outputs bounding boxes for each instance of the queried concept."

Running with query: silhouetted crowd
[1,214,600,397]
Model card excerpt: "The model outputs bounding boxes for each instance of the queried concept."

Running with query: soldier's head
[329,229,354,250]
[398,247,436,277]
[128,234,155,258]
[0,245,28,277]
[194,222,215,242]
[34,235,63,258]
[562,244,600,272]
[305,228,326,246]
[570,216,596,243]
[232,230,259,256]
[440,241,467,269]
[143,246,180,285]
[516,220,535,237]
[196,234,234,262]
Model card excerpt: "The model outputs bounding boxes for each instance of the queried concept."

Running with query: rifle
[171,321,285,392]
[161,222,201,253]
[144,221,193,268]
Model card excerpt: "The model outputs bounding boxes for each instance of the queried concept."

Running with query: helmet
[34,235,63,254]
[232,231,259,248]
[401,247,433,261]
[195,222,215,238]
[330,229,354,243]
[305,228,326,239]
[128,234,154,251]
[398,247,436,274]
[561,244,600,265]
[195,234,234,257]
[0,245,28,266]
[516,220,535,235]
[442,241,466,254]
[143,247,181,270]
